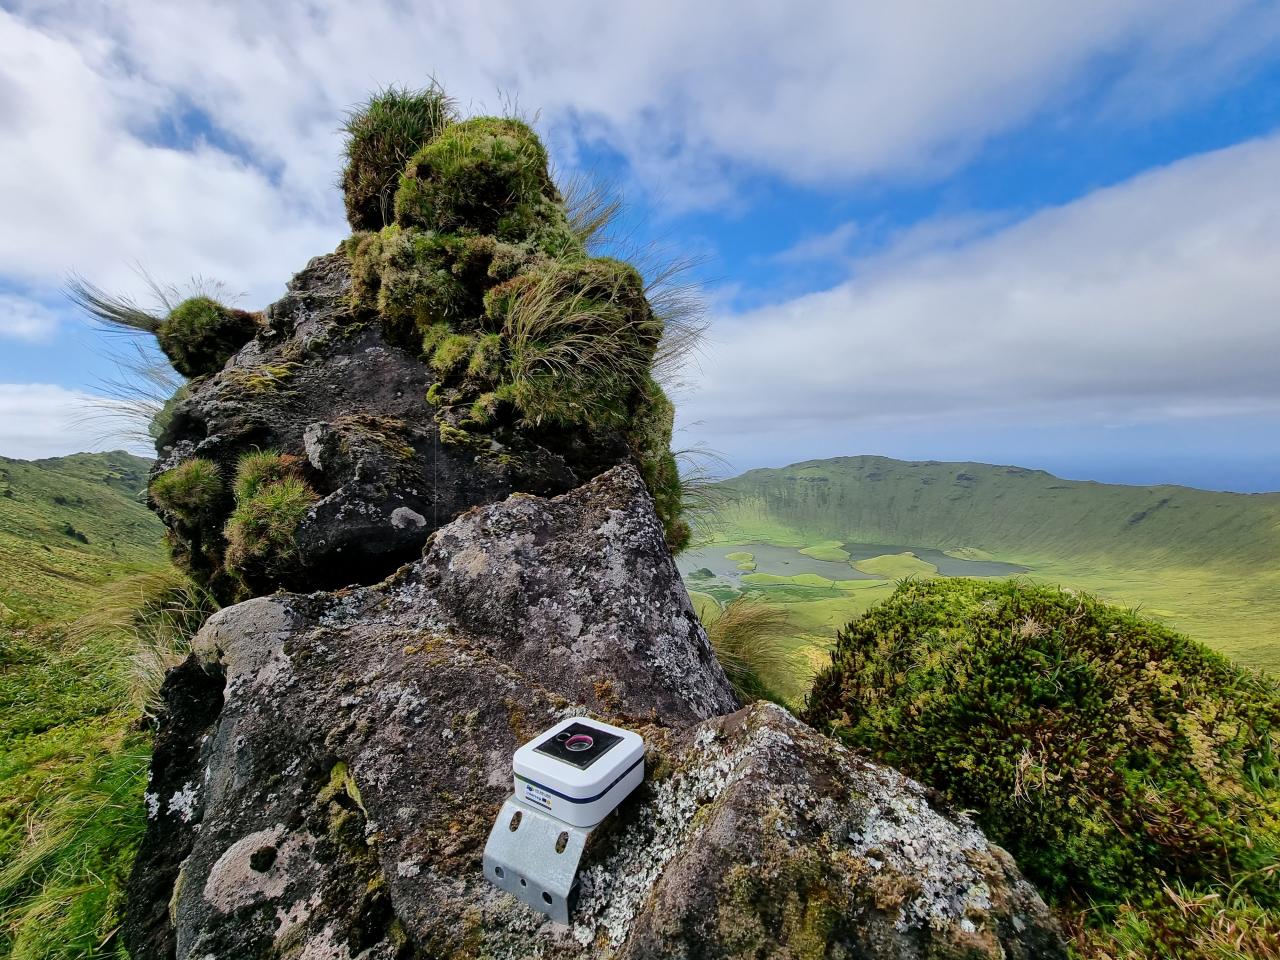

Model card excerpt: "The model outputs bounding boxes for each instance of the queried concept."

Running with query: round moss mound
[341,85,454,231]
[157,297,259,379]
[393,117,565,243]
[805,578,1280,915]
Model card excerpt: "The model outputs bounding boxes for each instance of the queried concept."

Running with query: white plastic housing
[512,717,645,827]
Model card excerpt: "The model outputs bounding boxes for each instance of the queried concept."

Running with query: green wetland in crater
[678,542,1028,583]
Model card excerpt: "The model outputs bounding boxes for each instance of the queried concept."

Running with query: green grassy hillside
[0,452,172,958]
[700,456,1280,671]
[0,452,166,621]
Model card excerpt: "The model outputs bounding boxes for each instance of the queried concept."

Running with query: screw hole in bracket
[555,831,569,854]
[542,892,553,905]
[508,811,522,832]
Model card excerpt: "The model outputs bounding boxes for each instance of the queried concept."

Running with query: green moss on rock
[157,297,259,378]
[393,117,566,244]
[223,453,318,584]
[150,459,223,524]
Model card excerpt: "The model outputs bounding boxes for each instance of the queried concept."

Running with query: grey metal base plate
[482,798,593,925]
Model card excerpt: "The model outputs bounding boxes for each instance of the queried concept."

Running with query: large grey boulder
[125,465,1066,959]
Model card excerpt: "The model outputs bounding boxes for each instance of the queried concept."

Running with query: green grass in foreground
[0,616,147,959]
[700,568,898,705]
[0,452,175,958]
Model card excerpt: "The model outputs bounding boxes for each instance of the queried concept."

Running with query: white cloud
[0,383,145,459]
[4,0,1278,237]
[0,1,1273,313]
[0,9,338,306]
[771,222,860,265]
[681,135,1280,439]
[0,2,1277,470]
[0,294,57,341]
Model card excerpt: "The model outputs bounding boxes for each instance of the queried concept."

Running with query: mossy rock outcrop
[150,93,690,602]
[150,253,585,604]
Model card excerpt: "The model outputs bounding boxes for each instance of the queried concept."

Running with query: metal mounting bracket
[482,797,593,925]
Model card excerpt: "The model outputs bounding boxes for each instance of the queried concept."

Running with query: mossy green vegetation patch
[799,540,850,562]
[342,84,454,231]
[805,578,1280,955]
[157,297,259,379]
[852,552,938,579]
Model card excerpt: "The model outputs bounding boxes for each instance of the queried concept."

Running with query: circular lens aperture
[565,734,594,752]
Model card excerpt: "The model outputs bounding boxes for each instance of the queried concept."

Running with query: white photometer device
[483,717,645,923]
[513,717,645,827]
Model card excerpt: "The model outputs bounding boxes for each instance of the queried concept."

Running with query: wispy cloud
[0,383,144,459]
[684,135,1280,437]
[0,295,58,341]
[770,222,860,265]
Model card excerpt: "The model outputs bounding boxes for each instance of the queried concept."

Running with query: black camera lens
[535,721,621,769]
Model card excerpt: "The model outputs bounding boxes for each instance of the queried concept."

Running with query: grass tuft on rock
[804,577,1280,955]
[224,474,318,582]
[702,597,793,705]
[341,83,455,231]
[157,297,260,378]
[149,459,223,524]
[487,257,660,429]
[232,450,303,503]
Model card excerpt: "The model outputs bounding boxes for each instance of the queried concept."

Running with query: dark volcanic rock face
[154,251,595,602]
[126,466,1066,960]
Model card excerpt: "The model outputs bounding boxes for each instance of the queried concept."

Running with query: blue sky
[2,2,1279,491]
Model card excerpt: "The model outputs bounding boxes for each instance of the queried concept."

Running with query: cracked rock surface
[125,465,1066,959]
